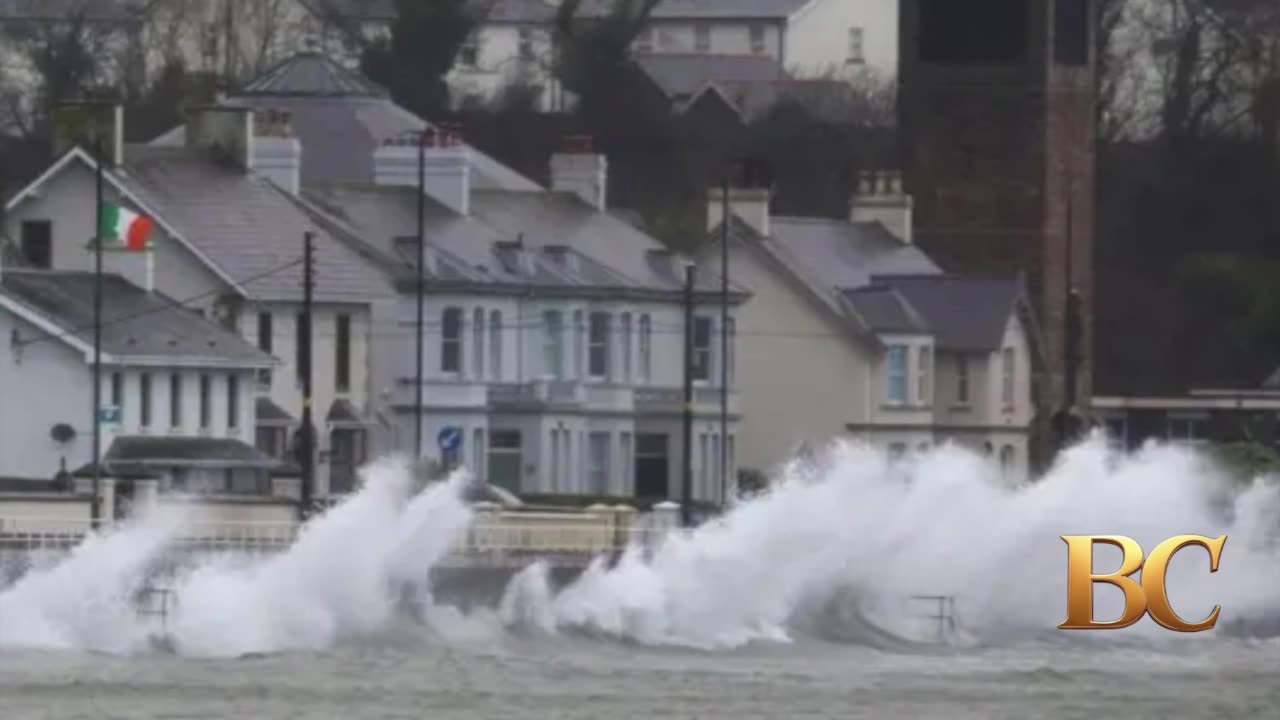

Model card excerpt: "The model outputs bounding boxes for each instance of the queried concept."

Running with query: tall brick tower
[898,0,1096,468]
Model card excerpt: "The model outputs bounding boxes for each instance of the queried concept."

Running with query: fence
[0,512,676,557]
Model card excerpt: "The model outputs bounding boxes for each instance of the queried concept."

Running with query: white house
[699,172,1039,482]
[445,0,896,111]
[0,265,280,509]
[298,134,748,505]
[2,102,394,500]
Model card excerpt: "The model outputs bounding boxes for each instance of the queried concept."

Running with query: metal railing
[0,516,675,555]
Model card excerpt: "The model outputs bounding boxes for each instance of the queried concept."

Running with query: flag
[99,202,155,251]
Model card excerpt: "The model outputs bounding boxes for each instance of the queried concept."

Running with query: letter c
[1141,534,1226,633]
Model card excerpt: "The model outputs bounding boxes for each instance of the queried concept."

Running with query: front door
[634,433,669,499]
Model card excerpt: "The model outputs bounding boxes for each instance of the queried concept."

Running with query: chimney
[52,102,125,166]
[707,186,771,238]
[372,126,471,215]
[250,109,301,195]
[550,135,607,211]
[851,170,913,243]
[185,105,253,170]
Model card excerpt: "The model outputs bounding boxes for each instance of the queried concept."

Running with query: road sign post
[437,425,462,469]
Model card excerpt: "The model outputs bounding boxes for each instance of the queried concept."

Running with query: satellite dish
[50,423,76,444]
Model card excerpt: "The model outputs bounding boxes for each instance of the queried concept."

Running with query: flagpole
[90,133,104,529]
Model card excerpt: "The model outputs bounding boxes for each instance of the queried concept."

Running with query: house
[1092,374,1280,454]
[2,101,394,500]
[297,136,749,506]
[700,171,1039,482]
[446,0,895,110]
[144,51,748,505]
[0,265,280,513]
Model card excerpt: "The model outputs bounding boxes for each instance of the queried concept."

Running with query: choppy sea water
[2,634,1278,720]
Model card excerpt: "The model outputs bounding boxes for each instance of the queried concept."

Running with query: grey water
[2,634,1278,719]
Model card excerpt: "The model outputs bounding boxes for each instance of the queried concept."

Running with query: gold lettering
[1141,535,1226,633]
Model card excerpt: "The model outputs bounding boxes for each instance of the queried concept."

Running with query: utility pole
[299,230,315,520]
[718,172,731,509]
[90,132,104,529]
[1054,162,1083,454]
[681,264,696,528]
[414,129,427,459]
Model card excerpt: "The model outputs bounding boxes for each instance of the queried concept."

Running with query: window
[473,428,485,478]
[1104,415,1127,452]
[694,23,711,52]
[517,27,534,60]
[459,33,479,66]
[257,312,273,352]
[489,310,502,379]
[550,429,562,491]
[726,317,736,386]
[620,312,632,382]
[886,345,908,404]
[111,372,123,413]
[638,314,652,383]
[295,311,307,385]
[257,311,273,388]
[620,432,633,494]
[20,220,52,268]
[847,27,864,63]
[748,24,765,54]
[588,312,611,379]
[711,434,721,500]
[956,355,970,404]
[573,310,585,378]
[588,432,611,494]
[1054,0,1089,66]
[692,316,713,381]
[543,310,563,378]
[227,374,239,429]
[256,427,285,458]
[335,314,351,393]
[917,346,932,404]
[1167,414,1207,444]
[488,430,523,492]
[635,26,653,52]
[329,428,367,494]
[199,374,212,429]
[441,307,462,373]
[472,308,485,378]
[635,433,669,498]
[919,0,1027,65]
[169,373,182,427]
[140,373,152,428]
[1001,348,1015,408]
[698,433,709,489]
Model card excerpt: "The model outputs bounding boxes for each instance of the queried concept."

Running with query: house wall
[3,160,227,303]
[706,243,872,475]
[0,307,96,479]
[786,0,898,79]
[447,23,565,111]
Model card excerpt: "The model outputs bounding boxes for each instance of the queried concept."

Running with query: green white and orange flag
[99,202,155,251]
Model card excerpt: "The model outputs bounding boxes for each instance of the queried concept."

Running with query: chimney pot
[850,169,912,243]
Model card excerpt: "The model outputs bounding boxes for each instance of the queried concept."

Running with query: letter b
[1058,535,1226,632]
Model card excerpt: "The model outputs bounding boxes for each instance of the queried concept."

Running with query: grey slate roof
[0,270,273,365]
[113,145,391,303]
[301,183,747,298]
[868,275,1028,352]
[150,53,542,193]
[240,51,388,97]
[635,53,791,120]
[713,213,1025,349]
[257,397,296,425]
[842,286,928,335]
[73,436,281,476]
